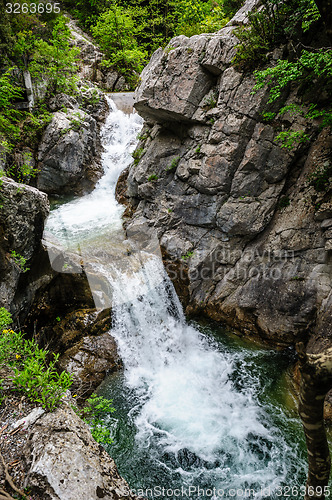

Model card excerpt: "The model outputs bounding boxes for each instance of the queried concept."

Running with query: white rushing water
[45,99,306,498]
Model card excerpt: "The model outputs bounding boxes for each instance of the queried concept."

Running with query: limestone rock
[0,177,49,311]
[135,35,216,122]
[119,19,332,346]
[37,109,102,196]
[24,404,137,500]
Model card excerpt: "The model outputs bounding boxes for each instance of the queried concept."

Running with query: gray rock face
[0,178,49,311]
[37,108,102,196]
[24,404,137,500]
[121,22,332,346]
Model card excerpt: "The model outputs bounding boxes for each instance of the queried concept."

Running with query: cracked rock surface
[120,1,331,346]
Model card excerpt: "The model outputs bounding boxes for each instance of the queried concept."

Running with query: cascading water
[45,98,309,499]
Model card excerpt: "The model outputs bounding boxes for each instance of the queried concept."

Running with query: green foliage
[203,92,217,110]
[61,0,240,82]
[91,3,147,85]
[13,353,72,411]
[0,69,23,143]
[253,50,332,104]
[232,0,320,70]
[0,320,73,411]
[253,49,332,148]
[79,393,115,445]
[148,173,158,181]
[181,250,194,260]
[30,17,80,94]
[6,151,40,184]
[69,112,84,131]
[132,147,144,165]
[19,107,53,149]
[166,156,180,172]
[275,130,310,149]
[195,145,201,153]
[10,250,30,273]
[0,307,12,330]
[261,111,276,122]
[307,161,332,192]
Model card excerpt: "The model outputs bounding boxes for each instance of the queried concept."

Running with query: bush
[0,307,12,330]
[232,0,320,70]
[0,314,73,411]
[80,393,115,445]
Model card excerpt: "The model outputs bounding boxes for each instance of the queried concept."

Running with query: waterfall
[45,98,307,498]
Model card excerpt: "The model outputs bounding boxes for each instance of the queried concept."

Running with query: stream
[45,98,311,499]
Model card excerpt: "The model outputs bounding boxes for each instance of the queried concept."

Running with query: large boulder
[23,404,137,500]
[0,177,49,313]
[37,108,102,196]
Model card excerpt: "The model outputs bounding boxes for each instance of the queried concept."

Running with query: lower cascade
[46,98,308,498]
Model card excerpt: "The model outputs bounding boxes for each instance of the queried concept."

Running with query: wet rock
[37,109,102,196]
[23,404,137,500]
[58,331,122,389]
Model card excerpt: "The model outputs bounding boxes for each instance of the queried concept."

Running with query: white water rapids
[45,98,307,498]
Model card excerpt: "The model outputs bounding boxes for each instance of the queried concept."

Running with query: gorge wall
[119,7,332,347]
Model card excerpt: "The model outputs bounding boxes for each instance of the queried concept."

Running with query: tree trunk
[297,343,332,499]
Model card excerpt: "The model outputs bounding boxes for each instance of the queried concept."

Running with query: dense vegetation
[0,0,243,176]
[0,0,330,177]
[232,0,331,156]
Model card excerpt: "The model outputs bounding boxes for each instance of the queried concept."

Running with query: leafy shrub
[13,353,72,411]
[79,393,115,445]
[0,307,12,330]
[253,49,332,148]
[232,0,320,70]
[148,173,158,181]
[0,69,23,143]
[10,250,30,273]
[91,4,147,87]
[132,147,144,165]
[0,314,73,412]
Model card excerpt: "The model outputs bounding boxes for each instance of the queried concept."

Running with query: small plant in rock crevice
[181,250,194,260]
[166,156,180,172]
[10,250,30,273]
[148,173,158,182]
[132,147,144,165]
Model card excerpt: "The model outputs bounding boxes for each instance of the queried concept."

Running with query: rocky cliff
[119,6,332,347]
